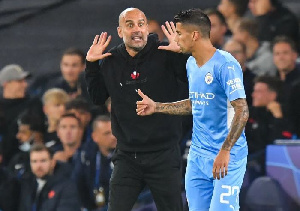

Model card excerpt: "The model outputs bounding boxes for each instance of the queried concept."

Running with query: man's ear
[193,31,200,41]
[117,26,123,38]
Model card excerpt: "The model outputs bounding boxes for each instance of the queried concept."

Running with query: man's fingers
[165,21,174,34]
[137,89,146,99]
[137,109,145,116]
[161,25,171,37]
[93,35,100,45]
[170,21,176,32]
[225,165,228,176]
[102,53,112,58]
[100,32,108,46]
[221,166,225,178]
[213,165,221,180]
[136,105,147,113]
[158,46,168,50]
[98,32,104,45]
[103,35,112,48]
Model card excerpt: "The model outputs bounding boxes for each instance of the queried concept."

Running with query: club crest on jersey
[131,71,139,80]
[205,72,213,84]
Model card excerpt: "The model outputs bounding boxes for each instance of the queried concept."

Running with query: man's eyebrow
[125,19,145,23]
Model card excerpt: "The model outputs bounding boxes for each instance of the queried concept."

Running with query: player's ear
[117,26,123,38]
[192,31,200,41]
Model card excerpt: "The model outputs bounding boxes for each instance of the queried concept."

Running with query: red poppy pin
[48,190,55,199]
[131,71,139,80]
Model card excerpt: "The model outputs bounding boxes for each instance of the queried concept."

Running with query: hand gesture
[158,21,181,53]
[136,89,156,116]
[212,149,230,180]
[267,101,283,118]
[86,32,112,62]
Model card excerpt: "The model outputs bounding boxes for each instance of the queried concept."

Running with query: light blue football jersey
[187,49,248,161]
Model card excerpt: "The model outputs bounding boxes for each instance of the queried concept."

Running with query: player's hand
[136,89,156,116]
[213,149,230,180]
[86,32,112,62]
[158,21,181,53]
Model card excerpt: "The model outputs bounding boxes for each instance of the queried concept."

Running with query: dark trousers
[108,145,183,211]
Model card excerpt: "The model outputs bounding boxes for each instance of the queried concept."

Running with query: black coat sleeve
[85,60,109,105]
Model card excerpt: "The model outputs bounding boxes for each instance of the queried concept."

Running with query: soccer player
[136,8,249,211]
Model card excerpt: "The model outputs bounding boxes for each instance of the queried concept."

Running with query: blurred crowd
[0,0,300,210]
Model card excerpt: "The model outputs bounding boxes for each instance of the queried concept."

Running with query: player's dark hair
[174,8,211,38]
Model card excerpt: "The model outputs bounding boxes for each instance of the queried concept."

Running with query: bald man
[85,7,189,211]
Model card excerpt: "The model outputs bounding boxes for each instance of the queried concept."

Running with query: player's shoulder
[215,50,241,70]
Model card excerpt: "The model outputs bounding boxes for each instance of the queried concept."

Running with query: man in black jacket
[18,144,81,211]
[85,7,188,211]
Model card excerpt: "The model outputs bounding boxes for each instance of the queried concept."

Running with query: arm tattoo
[156,99,192,115]
[222,98,249,151]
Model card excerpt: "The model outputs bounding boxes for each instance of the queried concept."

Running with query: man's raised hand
[158,21,181,53]
[86,32,112,62]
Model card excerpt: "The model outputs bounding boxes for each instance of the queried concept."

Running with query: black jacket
[72,141,113,210]
[18,162,81,211]
[85,34,189,152]
[245,106,293,154]
[0,167,20,211]
[256,6,299,45]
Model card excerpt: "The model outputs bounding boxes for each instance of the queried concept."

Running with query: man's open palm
[86,32,112,62]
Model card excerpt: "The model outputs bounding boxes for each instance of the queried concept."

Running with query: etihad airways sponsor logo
[190,92,215,106]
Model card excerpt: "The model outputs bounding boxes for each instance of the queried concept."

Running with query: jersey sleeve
[217,61,246,101]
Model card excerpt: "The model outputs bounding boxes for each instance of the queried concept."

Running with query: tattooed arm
[222,98,249,151]
[136,89,192,116]
[212,98,249,180]
[155,99,192,115]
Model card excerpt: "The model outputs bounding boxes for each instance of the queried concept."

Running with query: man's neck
[126,47,139,57]
[63,141,80,157]
[192,41,216,67]
[47,119,58,133]
[67,81,77,89]
[279,65,295,81]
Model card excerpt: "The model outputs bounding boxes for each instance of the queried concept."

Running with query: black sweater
[85,34,189,152]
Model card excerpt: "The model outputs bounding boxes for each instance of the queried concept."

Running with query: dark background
[0,0,299,78]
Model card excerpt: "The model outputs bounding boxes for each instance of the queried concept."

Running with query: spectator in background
[272,36,300,104]
[148,19,167,42]
[53,113,83,165]
[46,48,91,101]
[218,0,249,32]
[65,98,94,144]
[233,18,276,76]
[73,115,116,211]
[18,143,81,211]
[223,39,256,105]
[0,64,43,165]
[245,76,293,179]
[204,8,228,49]
[42,88,69,152]
[248,0,299,49]
[8,112,44,179]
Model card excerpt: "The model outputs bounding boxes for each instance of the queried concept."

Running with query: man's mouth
[132,36,142,41]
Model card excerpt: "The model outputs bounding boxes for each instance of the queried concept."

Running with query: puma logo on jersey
[228,65,235,71]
